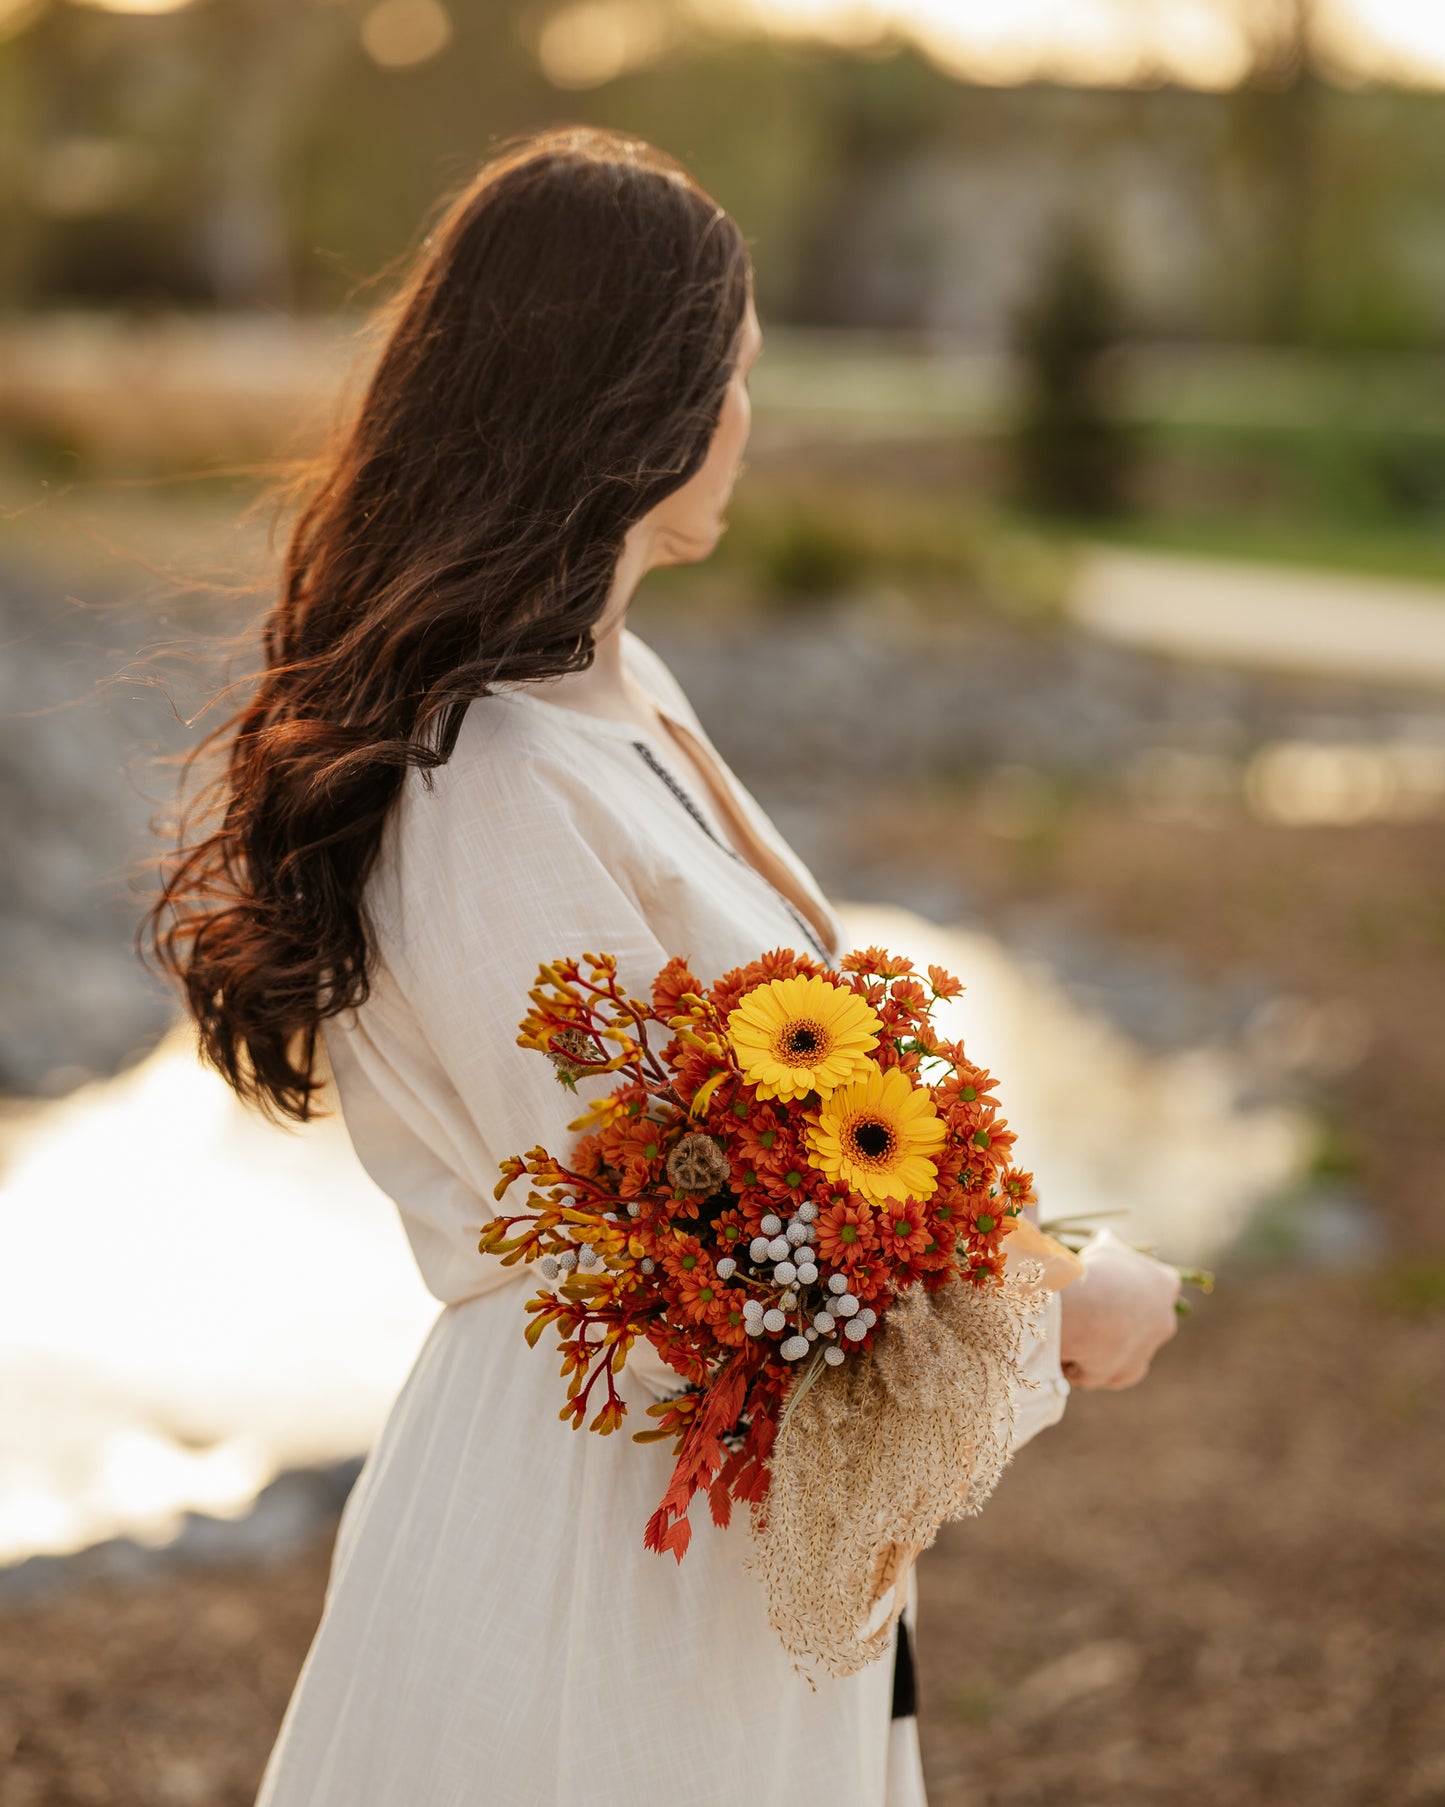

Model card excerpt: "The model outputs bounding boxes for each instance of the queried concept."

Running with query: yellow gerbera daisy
[726,974,882,1103]
[803,1060,946,1206]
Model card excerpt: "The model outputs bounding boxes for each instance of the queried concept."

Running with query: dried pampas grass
[747,1264,1047,1679]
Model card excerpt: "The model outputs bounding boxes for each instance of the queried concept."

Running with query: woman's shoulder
[387,630,697,862]
[445,684,557,774]
[394,686,656,882]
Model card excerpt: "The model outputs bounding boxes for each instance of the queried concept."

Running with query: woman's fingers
[1058,1229,1184,1391]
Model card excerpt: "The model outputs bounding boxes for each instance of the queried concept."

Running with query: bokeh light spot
[361,0,453,71]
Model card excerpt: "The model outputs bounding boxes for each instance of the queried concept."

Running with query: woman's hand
[1058,1227,1182,1389]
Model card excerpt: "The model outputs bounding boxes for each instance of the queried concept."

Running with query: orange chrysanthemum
[875,1199,930,1258]
[813,1197,875,1268]
[674,1269,726,1325]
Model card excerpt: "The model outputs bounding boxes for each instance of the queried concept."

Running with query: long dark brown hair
[145,127,751,1122]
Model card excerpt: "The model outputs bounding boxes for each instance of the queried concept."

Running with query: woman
[150,127,1179,1805]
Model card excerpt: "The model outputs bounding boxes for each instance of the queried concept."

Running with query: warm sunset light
[19,0,1445,91]
[701,0,1252,88]
[536,0,1445,91]
[66,0,198,13]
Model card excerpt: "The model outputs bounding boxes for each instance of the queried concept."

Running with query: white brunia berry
[824,1344,846,1365]
[558,1250,578,1272]
[796,1201,819,1223]
[844,1317,869,1341]
[539,1256,560,1280]
[742,1298,764,1321]
[805,1326,818,1340]
[762,1308,787,1334]
[786,1221,809,1245]
[795,1263,819,1286]
[780,1290,798,1309]
[715,1256,737,1280]
[780,1335,810,1361]
[767,1236,791,1262]
[749,1237,772,1263]
[577,1246,599,1270]
[861,1307,877,1328]
[827,1273,849,1295]
[745,1320,764,1336]
[760,1214,783,1236]
[833,1293,859,1318]
[640,1257,655,1273]
[773,1260,797,1285]
[813,1311,837,1335]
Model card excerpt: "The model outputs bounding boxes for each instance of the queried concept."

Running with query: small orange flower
[877,1199,929,1257]
[999,1166,1035,1206]
[675,1269,725,1325]
[814,1197,875,1268]
[660,1233,707,1281]
[960,1193,1011,1249]
[599,1108,669,1187]
[965,1104,1016,1163]
[888,975,930,1014]
[735,1103,800,1172]
[651,953,704,1018]
[926,963,964,1000]
[710,1208,752,1253]
[710,1294,752,1347]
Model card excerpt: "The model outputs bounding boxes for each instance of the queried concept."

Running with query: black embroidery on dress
[630,739,835,967]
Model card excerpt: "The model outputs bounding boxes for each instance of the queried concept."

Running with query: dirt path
[1072,545,1445,689]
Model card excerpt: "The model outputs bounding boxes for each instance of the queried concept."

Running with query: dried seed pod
[665,1132,731,1196]
[546,1027,595,1081]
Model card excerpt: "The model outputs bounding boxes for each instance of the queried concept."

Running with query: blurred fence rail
[0,314,364,469]
[9,315,1445,472]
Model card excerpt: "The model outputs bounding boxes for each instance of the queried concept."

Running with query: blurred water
[0,900,1306,1571]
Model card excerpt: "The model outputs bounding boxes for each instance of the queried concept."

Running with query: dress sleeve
[402,756,669,1163]
[362,722,675,1295]
[1007,1288,1070,1452]
[317,705,679,1330]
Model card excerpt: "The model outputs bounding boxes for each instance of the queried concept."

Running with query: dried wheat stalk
[747,1264,1047,1679]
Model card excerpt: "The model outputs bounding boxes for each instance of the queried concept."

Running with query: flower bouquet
[481,943,1077,1675]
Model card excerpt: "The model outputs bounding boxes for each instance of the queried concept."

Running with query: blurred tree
[1,0,1445,355]
[1011,228,1132,518]
[1228,0,1322,342]
[198,0,359,309]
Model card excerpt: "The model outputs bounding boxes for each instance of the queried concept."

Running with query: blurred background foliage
[3,0,1445,571]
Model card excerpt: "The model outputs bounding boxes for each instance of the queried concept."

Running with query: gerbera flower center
[850,1117,895,1162]
[777,1018,827,1060]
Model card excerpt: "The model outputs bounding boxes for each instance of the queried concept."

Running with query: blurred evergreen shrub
[1011,231,1134,518]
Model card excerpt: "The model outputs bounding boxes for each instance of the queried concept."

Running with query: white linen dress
[254,627,1068,1807]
